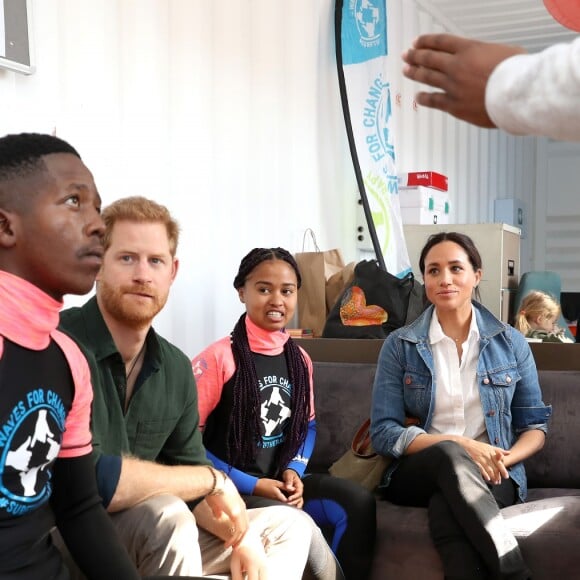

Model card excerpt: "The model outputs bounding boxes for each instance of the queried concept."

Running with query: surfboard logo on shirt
[258,375,292,449]
[0,389,65,517]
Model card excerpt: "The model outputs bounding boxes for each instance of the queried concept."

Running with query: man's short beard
[98,280,166,329]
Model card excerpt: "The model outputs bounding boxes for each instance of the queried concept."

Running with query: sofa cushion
[372,500,442,579]
[503,496,580,579]
[372,495,580,580]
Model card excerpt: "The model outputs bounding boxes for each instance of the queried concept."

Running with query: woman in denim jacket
[370,232,551,580]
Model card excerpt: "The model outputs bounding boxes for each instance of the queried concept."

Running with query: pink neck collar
[245,315,289,355]
[0,270,62,350]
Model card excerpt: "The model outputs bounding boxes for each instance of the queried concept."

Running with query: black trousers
[302,473,377,580]
[381,441,530,580]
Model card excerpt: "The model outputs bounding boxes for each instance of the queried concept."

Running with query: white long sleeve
[485,37,580,141]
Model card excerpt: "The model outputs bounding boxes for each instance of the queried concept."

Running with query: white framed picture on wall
[0,0,34,74]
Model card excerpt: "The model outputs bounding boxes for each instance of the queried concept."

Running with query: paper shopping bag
[326,261,356,313]
[294,229,344,336]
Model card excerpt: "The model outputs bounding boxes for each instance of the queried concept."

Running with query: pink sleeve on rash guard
[52,330,93,458]
[192,337,236,429]
[193,338,316,426]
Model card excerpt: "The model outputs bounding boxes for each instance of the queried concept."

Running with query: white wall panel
[1,0,570,352]
[534,140,580,291]
[1,0,353,354]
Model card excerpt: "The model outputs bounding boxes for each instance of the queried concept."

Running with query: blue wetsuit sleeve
[95,454,122,508]
[287,419,316,477]
[206,449,259,496]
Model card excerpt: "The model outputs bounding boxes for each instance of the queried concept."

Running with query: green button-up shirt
[60,297,209,505]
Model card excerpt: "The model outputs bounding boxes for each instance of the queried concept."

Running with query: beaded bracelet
[206,465,227,496]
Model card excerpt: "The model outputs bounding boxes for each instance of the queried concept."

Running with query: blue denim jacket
[370,302,552,501]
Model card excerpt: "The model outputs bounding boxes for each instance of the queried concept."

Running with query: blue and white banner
[336,0,410,275]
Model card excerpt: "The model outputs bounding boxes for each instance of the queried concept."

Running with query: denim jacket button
[483,377,490,384]
[506,375,512,383]
[405,376,412,385]
[494,437,499,444]
[488,410,496,417]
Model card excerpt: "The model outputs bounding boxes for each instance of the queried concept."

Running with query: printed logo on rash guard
[258,375,291,449]
[192,357,207,380]
[0,389,66,516]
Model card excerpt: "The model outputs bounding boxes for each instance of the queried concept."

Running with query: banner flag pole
[335,0,411,276]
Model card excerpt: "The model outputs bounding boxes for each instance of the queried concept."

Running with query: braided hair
[229,248,310,476]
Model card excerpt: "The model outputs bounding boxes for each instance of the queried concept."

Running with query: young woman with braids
[192,247,376,580]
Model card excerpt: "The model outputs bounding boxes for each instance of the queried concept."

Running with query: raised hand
[402,34,525,127]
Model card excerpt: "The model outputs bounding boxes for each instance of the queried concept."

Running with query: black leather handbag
[322,260,427,339]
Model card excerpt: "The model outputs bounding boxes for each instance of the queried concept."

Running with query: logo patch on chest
[258,376,291,447]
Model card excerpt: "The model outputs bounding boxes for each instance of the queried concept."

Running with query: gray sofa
[308,360,580,579]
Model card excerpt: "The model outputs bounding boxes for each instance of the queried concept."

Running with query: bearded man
[58,196,314,580]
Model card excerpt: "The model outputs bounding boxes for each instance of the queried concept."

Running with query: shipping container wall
[0,0,562,352]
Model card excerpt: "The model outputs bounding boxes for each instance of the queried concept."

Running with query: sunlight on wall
[0,0,535,355]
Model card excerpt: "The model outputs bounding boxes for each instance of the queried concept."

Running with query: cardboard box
[398,171,448,191]
[400,206,450,225]
[399,185,450,213]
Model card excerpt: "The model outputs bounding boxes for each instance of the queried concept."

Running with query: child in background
[514,290,574,343]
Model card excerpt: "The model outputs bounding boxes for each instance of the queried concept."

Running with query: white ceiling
[414,0,578,53]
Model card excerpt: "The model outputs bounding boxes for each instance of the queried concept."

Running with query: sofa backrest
[310,361,376,472]
[526,370,580,488]
[310,361,580,489]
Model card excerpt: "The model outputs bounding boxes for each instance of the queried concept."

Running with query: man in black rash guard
[0,132,142,580]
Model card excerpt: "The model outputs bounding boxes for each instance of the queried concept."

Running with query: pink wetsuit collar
[0,270,62,350]
[245,315,289,355]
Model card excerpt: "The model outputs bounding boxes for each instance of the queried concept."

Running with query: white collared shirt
[428,307,489,443]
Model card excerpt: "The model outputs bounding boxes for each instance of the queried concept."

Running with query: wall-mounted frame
[0,0,34,75]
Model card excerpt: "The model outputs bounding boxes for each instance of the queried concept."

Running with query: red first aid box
[398,171,448,192]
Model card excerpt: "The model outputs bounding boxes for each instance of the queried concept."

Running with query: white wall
[2,0,571,355]
[384,2,540,277]
[533,139,580,292]
[1,0,354,355]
